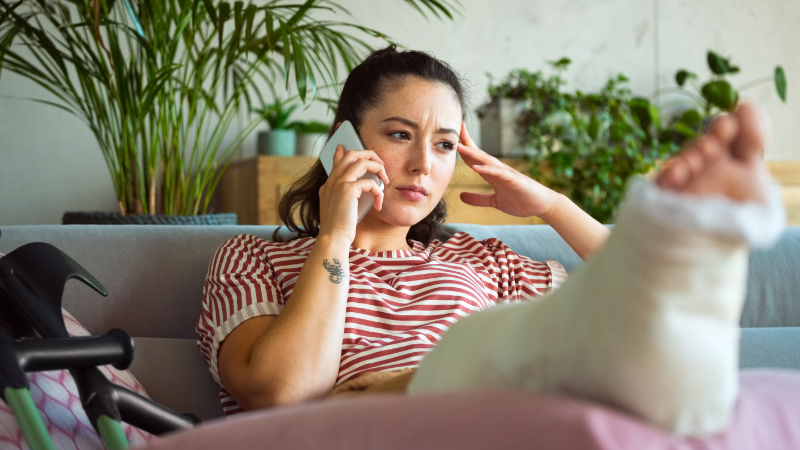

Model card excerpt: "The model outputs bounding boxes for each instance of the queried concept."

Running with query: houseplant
[256,99,299,156]
[290,120,329,156]
[0,0,459,222]
[485,59,679,223]
[660,50,787,143]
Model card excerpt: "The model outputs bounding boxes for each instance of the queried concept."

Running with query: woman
[198,45,609,411]
[197,46,784,436]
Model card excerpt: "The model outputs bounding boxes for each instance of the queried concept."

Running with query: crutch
[0,241,200,449]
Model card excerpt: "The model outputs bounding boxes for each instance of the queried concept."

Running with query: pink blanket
[140,370,800,450]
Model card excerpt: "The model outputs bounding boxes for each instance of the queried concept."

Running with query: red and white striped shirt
[196,232,567,416]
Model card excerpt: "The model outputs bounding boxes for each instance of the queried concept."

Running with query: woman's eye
[390,131,411,140]
[437,141,456,151]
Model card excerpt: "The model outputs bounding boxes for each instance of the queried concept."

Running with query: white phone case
[319,120,384,223]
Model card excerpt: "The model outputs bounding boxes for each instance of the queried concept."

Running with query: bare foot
[656,104,770,203]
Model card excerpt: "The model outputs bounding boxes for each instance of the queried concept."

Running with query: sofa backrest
[1,224,799,339]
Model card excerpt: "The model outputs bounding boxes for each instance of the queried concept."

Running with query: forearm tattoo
[322,258,346,284]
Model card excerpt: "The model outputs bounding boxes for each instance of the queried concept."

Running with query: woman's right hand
[318,145,390,243]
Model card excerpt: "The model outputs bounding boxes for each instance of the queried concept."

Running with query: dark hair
[274,45,467,246]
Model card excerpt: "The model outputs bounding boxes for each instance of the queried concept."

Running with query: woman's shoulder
[433,232,567,287]
[431,231,514,255]
[213,234,317,262]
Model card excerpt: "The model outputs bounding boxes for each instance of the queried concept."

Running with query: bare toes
[656,159,691,191]
[732,103,767,163]
[707,114,739,146]
[681,145,707,179]
[696,135,725,166]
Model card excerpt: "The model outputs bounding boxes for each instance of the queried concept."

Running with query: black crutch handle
[0,329,134,394]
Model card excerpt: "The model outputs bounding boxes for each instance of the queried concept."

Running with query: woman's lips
[396,188,427,201]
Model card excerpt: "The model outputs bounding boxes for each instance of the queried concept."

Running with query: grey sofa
[1,224,799,422]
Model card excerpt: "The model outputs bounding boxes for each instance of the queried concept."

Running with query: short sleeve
[196,234,285,386]
[478,237,567,304]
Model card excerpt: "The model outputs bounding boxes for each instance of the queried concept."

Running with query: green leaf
[284,0,314,30]
[0,0,25,29]
[244,4,256,42]
[550,57,571,69]
[120,0,144,38]
[201,0,218,23]
[402,0,460,20]
[292,35,308,102]
[702,80,738,111]
[0,25,19,77]
[217,2,230,47]
[675,69,697,87]
[674,122,698,138]
[707,51,737,75]
[679,109,703,129]
[629,97,660,131]
[775,66,787,102]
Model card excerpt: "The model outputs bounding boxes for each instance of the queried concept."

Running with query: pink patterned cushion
[0,308,158,449]
[142,370,800,450]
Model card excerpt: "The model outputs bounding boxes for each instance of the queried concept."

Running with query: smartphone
[319,120,384,223]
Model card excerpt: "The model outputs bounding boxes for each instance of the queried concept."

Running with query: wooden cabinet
[220,156,543,226]
[769,162,800,226]
[219,156,800,226]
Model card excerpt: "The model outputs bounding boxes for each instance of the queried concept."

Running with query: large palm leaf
[0,0,459,215]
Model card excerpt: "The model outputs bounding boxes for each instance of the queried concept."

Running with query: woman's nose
[409,142,432,174]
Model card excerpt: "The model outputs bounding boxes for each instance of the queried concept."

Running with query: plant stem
[737,75,773,92]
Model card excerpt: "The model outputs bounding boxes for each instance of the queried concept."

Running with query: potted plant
[256,100,299,157]
[477,60,571,158]
[0,0,459,224]
[483,59,679,223]
[660,51,787,143]
[290,120,330,156]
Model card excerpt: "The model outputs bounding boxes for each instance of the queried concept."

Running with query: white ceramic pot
[295,132,327,156]
[476,97,535,158]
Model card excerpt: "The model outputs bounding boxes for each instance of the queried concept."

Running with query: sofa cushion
[140,370,800,450]
[742,229,800,327]
[739,327,800,369]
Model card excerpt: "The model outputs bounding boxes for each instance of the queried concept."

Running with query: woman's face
[355,76,462,229]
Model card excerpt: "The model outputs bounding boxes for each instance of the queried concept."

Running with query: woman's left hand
[457,123,561,219]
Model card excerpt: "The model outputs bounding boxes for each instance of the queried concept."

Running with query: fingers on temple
[472,164,513,181]
[458,143,496,166]
[460,191,495,208]
[460,123,477,148]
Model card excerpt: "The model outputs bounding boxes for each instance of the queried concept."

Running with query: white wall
[2,0,798,225]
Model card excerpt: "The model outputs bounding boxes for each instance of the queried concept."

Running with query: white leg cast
[408,178,786,436]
